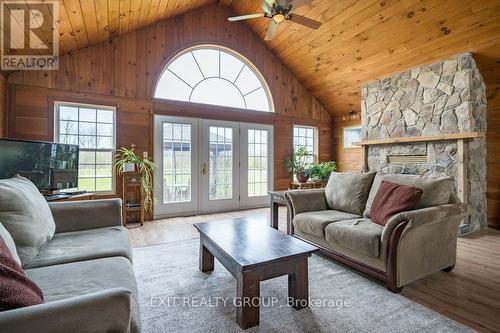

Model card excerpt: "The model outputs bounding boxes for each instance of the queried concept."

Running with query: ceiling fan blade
[228,13,266,21]
[261,1,273,14]
[265,21,280,41]
[289,0,312,9]
[289,14,322,29]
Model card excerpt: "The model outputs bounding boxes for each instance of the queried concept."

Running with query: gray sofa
[285,172,470,293]
[0,199,141,333]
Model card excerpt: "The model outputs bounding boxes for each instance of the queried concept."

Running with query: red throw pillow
[0,237,44,311]
[371,180,423,226]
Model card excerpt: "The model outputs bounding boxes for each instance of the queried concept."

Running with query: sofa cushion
[293,210,361,238]
[24,226,132,269]
[371,181,423,226]
[325,171,376,215]
[0,176,56,266]
[0,236,44,310]
[325,218,383,258]
[364,173,453,218]
[25,257,140,333]
[0,223,21,266]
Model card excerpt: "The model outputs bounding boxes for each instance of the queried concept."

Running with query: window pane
[96,151,112,164]
[209,126,233,200]
[248,129,268,197]
[59,120,78,134]
[220,50,244,82]
[154,70,191,101]
[79,178,95,191]
[79,122,96,136]
[235,66,261,95]
[97,137,113,149]
[163,122,192,204]
[79,108,96,122]
[79,151,95,164]
[78,164,95,177]
[167,52,203,87]
[97,110,114,123]
[79,135,96,149]
[190,78,245,109]
[59,106,78,120]
[97,123,113,136]
[59,135,78,145]
[96,165,112,177]
[192,49,219,78]
[96,178,112,191]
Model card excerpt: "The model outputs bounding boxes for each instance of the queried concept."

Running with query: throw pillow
[0,175,56,266]
[324,171,376,215]
[370,181,423,226]
[0,223,22,266]
[0,236,44,311]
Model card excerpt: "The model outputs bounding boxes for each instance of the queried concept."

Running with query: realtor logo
[1,0,59,70]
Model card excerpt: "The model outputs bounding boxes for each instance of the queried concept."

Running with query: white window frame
[293,125,318,162]
[342,125,362,149]
[54,101,117,194]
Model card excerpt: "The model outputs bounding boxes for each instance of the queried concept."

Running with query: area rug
[133,238,472,333]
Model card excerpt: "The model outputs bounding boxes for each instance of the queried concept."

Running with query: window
[154,45,273,112]
[55,102,116,192]
[343,125,362,148]
[248,129,269,197]
[293,125,318,164]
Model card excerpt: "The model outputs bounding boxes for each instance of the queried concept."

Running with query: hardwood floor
[128,207,500,332]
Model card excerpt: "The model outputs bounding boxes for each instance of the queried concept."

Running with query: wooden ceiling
[3,0,500,116]
[227,0,500,115]
[3,0,216,54]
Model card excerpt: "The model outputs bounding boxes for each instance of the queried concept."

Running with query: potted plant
[115,146,156,213]
[285,147,311,183]
[307,161,337,182]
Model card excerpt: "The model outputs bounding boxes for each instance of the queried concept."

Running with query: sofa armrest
[381,203,470,244]
[49,198,123,233]
[285,189,328,218]
[0,288,131,333]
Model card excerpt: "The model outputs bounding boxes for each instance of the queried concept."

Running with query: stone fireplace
[360,52,487,233]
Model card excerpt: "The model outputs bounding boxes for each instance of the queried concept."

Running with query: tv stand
[44,192,96,202]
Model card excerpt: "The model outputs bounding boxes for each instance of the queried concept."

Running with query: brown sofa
[285,172,470,293]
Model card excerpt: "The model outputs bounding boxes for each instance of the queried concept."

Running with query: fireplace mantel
[352,132,484,146]
[353,131,485,217]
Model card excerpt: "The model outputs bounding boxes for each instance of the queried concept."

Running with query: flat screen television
[0,138,79,192]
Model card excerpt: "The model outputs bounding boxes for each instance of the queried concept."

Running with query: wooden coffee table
[193,218,318,329]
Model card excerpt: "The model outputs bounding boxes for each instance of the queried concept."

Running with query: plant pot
[296,171,309,184]
[123,163,136,172]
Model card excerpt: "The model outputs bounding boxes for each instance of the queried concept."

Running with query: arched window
[154,45,273,112]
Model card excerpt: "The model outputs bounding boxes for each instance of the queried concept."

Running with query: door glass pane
[163,122,191,203]
[248,129,268,197]
[209,126,232,200]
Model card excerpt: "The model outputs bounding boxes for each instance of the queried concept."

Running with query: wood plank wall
[333,119,362,172]
[5,5,332,202]
[0,73,6,137]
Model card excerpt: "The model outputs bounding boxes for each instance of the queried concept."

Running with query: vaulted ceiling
[5,0,500,116]
[227,0,500,115]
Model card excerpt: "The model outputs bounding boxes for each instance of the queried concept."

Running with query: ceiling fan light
[273,14,285,23]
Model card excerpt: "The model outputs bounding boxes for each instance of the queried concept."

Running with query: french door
[154,115,273,218]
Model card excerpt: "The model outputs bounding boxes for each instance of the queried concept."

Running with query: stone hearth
[360,52,487,233]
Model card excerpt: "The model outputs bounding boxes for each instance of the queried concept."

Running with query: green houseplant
[115,147,156,213]
[307,161,337,182]
[285,147,311,183]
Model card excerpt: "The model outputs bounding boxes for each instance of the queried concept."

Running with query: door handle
[202,163,207,175]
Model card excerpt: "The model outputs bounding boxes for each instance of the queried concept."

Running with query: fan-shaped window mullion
[154,45,273,112]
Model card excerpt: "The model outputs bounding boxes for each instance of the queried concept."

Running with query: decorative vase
[296,171,309,184]
[123,162,136,172]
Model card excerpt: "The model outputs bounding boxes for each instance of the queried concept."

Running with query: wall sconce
[342,110,360,121]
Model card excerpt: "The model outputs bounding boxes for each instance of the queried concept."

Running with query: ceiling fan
[227,0,322,41]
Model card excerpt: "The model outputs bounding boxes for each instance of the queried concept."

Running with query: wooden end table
[193,218,318,329]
